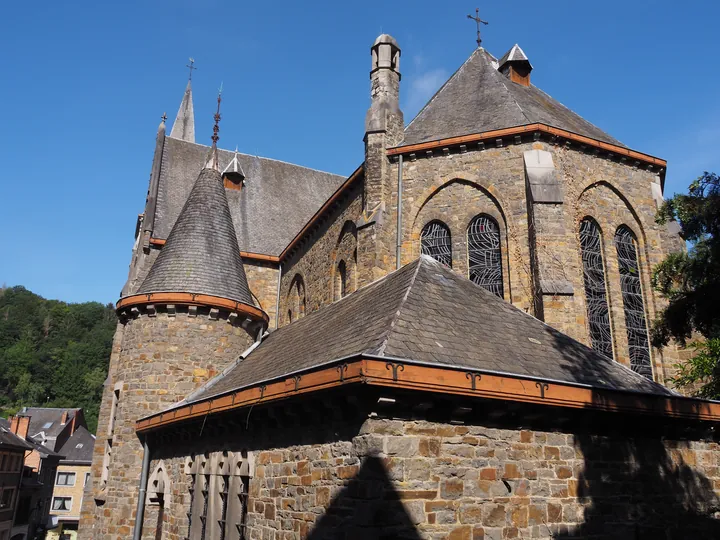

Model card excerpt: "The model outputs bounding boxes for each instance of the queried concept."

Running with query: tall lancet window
[579,219,613,359]
[615,226,652,379]
[467,215,503,297]
[421,221,452,267]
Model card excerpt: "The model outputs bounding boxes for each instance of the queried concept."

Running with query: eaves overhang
[135,355,720,434]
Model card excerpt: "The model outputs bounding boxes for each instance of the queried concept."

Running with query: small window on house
[42,422,53,429]
[85,472,91,487]
[56,471,76,486]
[75,443,84,449]
[421,221,452,267]
[0,487,15,510]
[51,496,72,512]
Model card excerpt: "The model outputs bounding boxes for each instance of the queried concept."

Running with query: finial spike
[210,87,222,171]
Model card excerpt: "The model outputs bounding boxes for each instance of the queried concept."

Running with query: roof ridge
[166,137,343,178]
[372,257,425,356]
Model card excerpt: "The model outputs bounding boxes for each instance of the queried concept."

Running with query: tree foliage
[0,285,116,432]
[652,172,720,397]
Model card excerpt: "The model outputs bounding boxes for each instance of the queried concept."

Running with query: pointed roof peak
[133,164,256,308]
[222,147,246,183]
[169,78,195,143]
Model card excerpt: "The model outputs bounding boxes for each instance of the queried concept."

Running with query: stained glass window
[467,215,503,297]
[579,219,612,359]
[421,221,452,267]
[615,226,652,379]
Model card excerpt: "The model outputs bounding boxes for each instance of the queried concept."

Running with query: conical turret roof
[134,165,254,307]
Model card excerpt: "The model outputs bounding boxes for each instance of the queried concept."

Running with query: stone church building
[80,34,720,539]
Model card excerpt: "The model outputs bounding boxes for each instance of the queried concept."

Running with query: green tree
[0,286,116,432]
[653,172,720,398]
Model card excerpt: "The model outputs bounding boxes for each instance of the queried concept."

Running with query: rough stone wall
[278,184,363,325]
[244,260,280,329]
[135,413,720,540]
[79,310,254,539]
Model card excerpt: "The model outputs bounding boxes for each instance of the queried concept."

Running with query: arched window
[467,215,503,297]
[579,219,612,359]
[615,226,652,379]
[421,221,452,267]
[287,274,306,322]
[336,260,347,300]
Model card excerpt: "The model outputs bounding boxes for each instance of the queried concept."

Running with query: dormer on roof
[222,148,246,191]
[497,44,532,87]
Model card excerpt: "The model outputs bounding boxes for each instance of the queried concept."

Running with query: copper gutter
[135,357,720,433]
[116,292,269,323]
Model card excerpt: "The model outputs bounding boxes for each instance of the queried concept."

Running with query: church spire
[169,58,196,142]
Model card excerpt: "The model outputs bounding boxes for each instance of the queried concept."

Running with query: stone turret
[80,109,267,538]
[365,34,403,142]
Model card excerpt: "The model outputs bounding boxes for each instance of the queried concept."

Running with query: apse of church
[78,22,720,540]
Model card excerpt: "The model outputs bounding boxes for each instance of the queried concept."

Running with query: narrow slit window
[615,226,652,379]
[421,221,452,267]
[467,215,503,297]
[579,219,613,359]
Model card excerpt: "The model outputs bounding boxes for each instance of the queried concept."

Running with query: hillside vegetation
[0,285,116,433]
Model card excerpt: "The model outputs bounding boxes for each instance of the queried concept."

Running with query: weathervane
[467,8,488,48]
[186,57,197,81]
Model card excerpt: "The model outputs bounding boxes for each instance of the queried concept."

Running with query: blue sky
[1,0,718,304]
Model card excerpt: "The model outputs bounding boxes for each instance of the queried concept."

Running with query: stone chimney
[10,415,30,440]
[498,44,532,87]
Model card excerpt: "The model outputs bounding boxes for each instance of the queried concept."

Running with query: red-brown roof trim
[388,123,667,167]
[136,357,720,433]
[116,292,269,323]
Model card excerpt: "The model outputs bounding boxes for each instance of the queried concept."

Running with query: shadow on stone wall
[306,455,422,540]
[548,329,720,539]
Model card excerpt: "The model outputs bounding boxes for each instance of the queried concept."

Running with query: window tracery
[467,215,503,297]
[615,226,652,378]
[579,219,613,359]
[421,221,452,267]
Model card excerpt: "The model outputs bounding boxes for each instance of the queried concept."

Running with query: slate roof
[187,256,671,404]
[154,137,345,255]
[0,418,33,451]
[22,407,81,439]
[0,418,63,458]
[403,47,623,147]
[136,167,255,306]
[169,80,195,142]
[57,426,95,464]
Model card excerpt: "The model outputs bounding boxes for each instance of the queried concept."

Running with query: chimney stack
[10,415,30,440]
[60,410,68,425]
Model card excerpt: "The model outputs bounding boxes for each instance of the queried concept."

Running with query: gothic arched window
[579,218,612,359]
[421,221,452,267]
[336,260,347,300]
[288,274,306,323]
[467,215,503,297]
[615,226,652,379]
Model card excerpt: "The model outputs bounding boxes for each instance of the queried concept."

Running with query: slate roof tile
[403,48,623,147]
[136,167,254,306]
[155,138,345,256]
[186,256,671,405]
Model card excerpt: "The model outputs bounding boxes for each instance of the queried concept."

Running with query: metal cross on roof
[186,57,197,81]
[161,112,167,123]
[467,8,489,48]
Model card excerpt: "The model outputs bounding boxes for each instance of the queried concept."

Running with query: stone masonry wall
[278,183,363,326]
[244,260,280,329]
[79,310,255,539]
[136,412,720,540]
